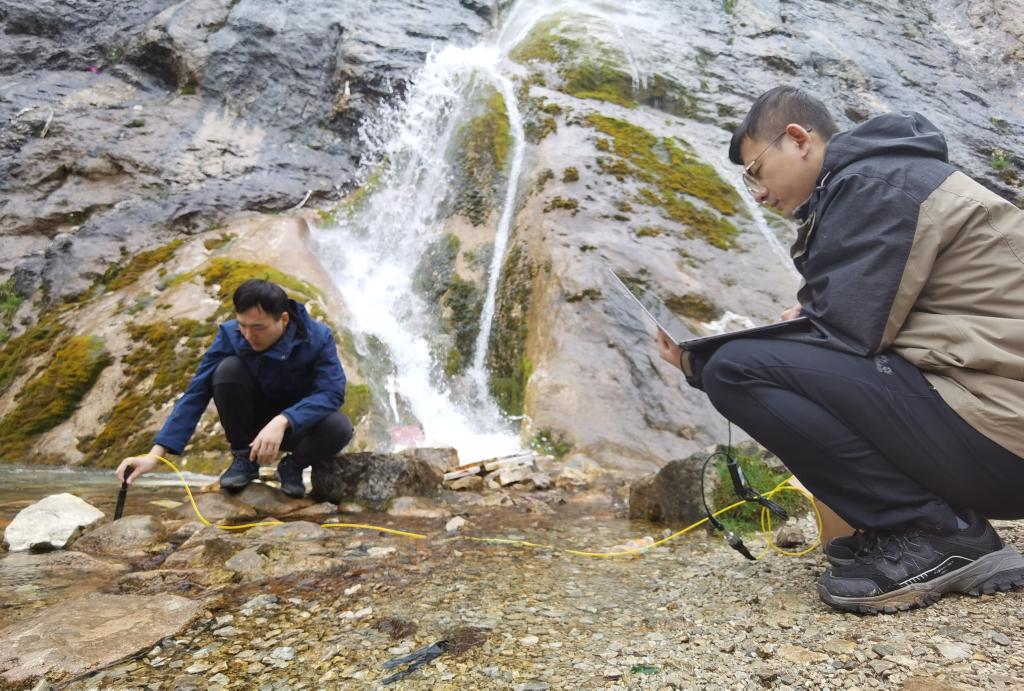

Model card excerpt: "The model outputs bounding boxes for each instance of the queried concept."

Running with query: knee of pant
[213,355,248,386]
[323,411,354,450]
[701,340,763,400]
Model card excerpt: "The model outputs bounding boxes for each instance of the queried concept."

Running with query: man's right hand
[116,445,167,485]
[779,303,802,321]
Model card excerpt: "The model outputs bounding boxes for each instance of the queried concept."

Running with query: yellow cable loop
[155,456,823,558]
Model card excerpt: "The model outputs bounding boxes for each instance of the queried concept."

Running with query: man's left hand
[250,415,290,465]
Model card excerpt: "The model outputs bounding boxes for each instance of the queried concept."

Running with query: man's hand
[656,328,682,369]
[250,415,290,465]
[116,445,166,485]
[779,303,802,321]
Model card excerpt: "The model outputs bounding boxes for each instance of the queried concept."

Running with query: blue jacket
[154,300,346,455]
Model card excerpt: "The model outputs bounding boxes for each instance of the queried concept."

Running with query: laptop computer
[607,269,811,353]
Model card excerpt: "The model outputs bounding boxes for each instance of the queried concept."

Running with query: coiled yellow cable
[155,455,822,559]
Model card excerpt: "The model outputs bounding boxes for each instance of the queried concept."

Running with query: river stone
[231,483,314,516]
[3,494,105,552]
[628,451,718,524]
[171,492,259,523]
[72,515,168,558]
[0,593,202,685]
[0,551,128,624]
[311,448,456,506]
[386,496,452,519]
[247,521,330,542]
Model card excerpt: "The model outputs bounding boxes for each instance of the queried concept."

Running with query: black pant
[212,356,353,469]
[698,339,1024,534]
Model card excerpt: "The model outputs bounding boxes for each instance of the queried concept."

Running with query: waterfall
[313,41,528,464]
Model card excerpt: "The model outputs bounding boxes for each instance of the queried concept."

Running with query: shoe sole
[219,475,258,491]
[818,545,1024,614]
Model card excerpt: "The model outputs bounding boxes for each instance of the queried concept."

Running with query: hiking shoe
[277,455,307,498]
[220,451,259,491]
[825,530,872,567]
[818,511,1024,614]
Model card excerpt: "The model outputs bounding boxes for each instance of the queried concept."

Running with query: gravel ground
[65,497,1024,691]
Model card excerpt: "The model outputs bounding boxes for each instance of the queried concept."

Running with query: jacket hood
[822,111,948,175]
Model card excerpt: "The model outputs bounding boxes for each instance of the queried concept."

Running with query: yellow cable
[155,455,823,559]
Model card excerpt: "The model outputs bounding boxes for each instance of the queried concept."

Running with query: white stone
[3,493,104,552]
[446,516,467,532]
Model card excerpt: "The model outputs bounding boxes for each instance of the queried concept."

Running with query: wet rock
[386,496,452,519]
[247,521,330,542]
[285,502,340,519]
[450,475,484,491]
[628,452,717,524]
[0,593,201,685]
[555,456,605,488]
[73,515,168,558]
[311,448,456,506]
[3,494,105,552]
[0,551,127,622]
[231,483,314,516]
[114,568,227,595]
[172,493,259,524]
[224,548,269,576]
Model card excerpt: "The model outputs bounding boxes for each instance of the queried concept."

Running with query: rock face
[0,593,202,685]
[0,0,494,296]
[3,493,104,551]
[311,447,455,505]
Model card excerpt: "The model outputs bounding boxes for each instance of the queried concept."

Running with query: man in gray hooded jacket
[658,86,1024,614]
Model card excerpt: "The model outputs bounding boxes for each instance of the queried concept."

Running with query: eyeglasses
[741,128,812,194]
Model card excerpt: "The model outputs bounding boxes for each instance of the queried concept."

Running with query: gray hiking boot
[825,530,872,567]
[220,451,259,491]
[818,511,1024,614]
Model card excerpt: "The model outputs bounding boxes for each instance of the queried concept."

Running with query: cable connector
[723,529,755,560]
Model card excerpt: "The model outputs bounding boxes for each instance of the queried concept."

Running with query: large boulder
[0,593,202,685]
[72,515,169,558]
[3,494,104,552]
[311,448,456,506]
[628,452,719,525]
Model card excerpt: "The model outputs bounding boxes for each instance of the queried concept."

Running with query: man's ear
[785,123,815,157]
[280,311,290,326]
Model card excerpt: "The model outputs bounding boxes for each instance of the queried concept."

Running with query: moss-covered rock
[0,336,111,461]
[450,87,512,226]
[586,115,743,249]
[487,243,535,417]
[0,277,24,344]
[101,239,184,291]
[664,293,723,322]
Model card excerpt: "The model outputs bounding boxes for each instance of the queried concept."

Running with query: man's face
[236,306,289,352]
[739,124,821,218]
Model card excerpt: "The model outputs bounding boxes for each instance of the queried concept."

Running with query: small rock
[990,632,1012,646]
[520,635,540,646]
[602,667,623,679]
[446,516,467,532]
[450,475,484,491]
[270,647,295,661]
[386,496,451,519]
[934,641,971,660]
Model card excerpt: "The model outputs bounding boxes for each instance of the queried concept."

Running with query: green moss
[529,428,573,459]
[712,447,808,534]
[341,383,371,426]
[636,226,665,238]
[536,168,555,192]
[566,288,602,303]
[562,166,579,182]
[543,196,580,214]
[664,293,722,322]
[452,88,512,225]
[200,258,321,315]
[0,336,111,462]
[101,239,184,291]
[561,60,636,108]
[487,243,535,417]
[318,163,387,226]
[509,16,581,65]
[586,115,743,249]
[0,278,23,343]
[0,312,65,395]
[203,233,236,251]
[617,200,634,213]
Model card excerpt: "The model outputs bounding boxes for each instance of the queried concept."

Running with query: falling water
[312,38,532,463]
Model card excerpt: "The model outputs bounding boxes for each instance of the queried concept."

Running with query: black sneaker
[825,530,872,567]
[818,512,1024,614]
[220,451,260,491]
[277,455,307,498]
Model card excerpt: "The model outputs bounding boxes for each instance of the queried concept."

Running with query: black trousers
[212,356,353,469]
[698,339,1024,535]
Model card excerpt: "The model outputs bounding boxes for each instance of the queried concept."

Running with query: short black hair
[728,86,839,165]
[233,279,289,318]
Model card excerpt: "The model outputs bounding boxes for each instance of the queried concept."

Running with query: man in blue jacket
[116,279,353,499]
[658,86,1024,613]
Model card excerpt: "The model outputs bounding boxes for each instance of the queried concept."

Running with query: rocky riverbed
[2,454,1023,690]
